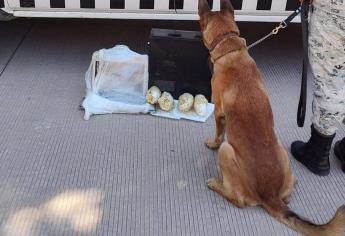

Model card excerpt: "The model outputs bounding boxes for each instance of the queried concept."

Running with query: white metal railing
[2,0,301,22]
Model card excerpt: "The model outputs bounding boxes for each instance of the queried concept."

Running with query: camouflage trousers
[309,0,345,136]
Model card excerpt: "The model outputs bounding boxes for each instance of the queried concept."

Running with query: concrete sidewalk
[0,19,344,236]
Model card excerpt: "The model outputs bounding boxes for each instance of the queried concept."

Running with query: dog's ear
[220,0,234,13]
[198,0,210,16]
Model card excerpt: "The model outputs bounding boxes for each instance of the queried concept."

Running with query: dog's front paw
[207,177,221,190]
[205,138,221,150]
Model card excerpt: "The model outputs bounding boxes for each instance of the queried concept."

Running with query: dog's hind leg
[208,142,256,208]
[281,173,296,204]
[277,145,296,204]
[207,177,245,208]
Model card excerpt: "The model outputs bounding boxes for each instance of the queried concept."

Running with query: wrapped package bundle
[158,92,174,111]
[146,86,161,105]
[194,94,208,116]
[178,93,194,112]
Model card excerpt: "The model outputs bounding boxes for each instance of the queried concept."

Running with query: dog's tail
[262,199,345,236]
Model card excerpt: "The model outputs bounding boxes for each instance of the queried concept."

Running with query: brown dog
[199,0,345,235]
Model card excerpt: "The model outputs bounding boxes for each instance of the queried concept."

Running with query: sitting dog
[199,0,345,235]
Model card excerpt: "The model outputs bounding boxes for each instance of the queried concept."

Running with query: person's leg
[313,1,345,173]
[309,3,345,136]
[334,138,345,173]
[291,2,345,176]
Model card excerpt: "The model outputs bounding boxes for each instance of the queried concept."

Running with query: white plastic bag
[82,45,153,120]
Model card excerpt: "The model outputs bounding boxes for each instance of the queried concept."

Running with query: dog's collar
[209,36,247,63]
[207,31,239,52]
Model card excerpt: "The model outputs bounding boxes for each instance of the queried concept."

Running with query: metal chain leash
[247,7,302,50]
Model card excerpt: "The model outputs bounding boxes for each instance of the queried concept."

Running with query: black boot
[334,138,345,173]
[291,125,335,176]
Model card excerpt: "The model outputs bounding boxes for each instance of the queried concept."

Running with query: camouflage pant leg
[309,1,345,136]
